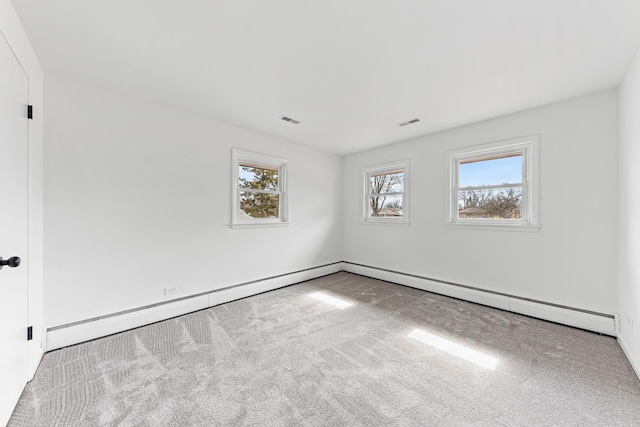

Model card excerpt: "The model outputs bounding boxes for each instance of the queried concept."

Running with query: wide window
[363,161,410,225]
[446,136,539,231]
[231,149,288,227]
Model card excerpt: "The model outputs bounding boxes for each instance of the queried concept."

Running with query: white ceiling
[12,1,640,155]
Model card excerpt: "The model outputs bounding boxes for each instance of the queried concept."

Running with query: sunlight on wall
[408,328,499,371]
[309,292,353,310]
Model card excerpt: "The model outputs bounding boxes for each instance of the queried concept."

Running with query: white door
[0,31,30,426]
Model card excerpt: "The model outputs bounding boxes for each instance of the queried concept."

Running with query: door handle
[0,256,21,269]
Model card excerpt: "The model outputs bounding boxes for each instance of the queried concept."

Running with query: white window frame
[362,160,410,226]
[231,148,289,228]
[445,135,540,232]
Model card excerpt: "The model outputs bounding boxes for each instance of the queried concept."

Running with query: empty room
[2,0,640,425]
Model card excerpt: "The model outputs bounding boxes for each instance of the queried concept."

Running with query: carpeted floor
[9,272,640,426]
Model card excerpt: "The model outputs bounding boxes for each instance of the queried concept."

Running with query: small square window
[232,149,288,228]
[446,136,539,231]
[363,161,410,225]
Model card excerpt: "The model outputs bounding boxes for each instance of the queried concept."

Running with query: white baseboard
[618,335,640,381]
[46,295,210,351]
[342,262,616,336]
[212,263,341,306]
[45,261,615,351]
[46,263,341,351]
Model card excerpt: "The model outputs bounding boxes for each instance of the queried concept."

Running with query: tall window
[231,149,288,227]
[446,136,539,230]
[363,161,410,225]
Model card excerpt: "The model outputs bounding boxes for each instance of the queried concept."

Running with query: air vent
[280,116,301,125]
[398,118,420,127]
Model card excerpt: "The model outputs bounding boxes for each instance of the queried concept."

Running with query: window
[446,135,539,231]
[231,149,288,227]
[363,160,410,225]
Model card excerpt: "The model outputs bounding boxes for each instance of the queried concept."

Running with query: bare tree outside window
[368,171,404,217]
[458,187,522,219]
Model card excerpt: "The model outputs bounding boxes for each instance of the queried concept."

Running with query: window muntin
[447,136,539,230]
[363,161,409,224]
[232,149,288,227]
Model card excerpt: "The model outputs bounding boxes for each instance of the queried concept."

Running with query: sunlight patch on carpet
[309,292,353,310]
[408,328,499,370]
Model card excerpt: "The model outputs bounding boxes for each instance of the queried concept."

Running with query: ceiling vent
[398,118,420,127]
[280,116,301,125]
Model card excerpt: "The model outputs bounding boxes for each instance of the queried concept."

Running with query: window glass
[239,192,280,219]
[239,163,279,191]
[368,195,403,217]
[457,153,523,221]
[458,187,522,220]
[368,171,404,218]
[459,154,522,187]
[368,171,404,194]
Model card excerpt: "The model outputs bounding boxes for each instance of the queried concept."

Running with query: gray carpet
[9,272,640,426]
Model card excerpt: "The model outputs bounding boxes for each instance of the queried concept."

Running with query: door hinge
[27,326,33,341]
[27,105,33,119]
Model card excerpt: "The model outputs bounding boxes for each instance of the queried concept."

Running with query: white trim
[46,296,209,351]
[361,219,411,227]
[231,148,289,227]
[444,223,541,232]
[618,336,640,381]
[341,262,615,336]
[45,263,341,351]
[361,159,410,225]
[445,135,540,231]
[230,222,290,229]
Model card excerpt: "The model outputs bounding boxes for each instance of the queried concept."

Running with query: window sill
[361,219,411,227]
[231,222,289,229]
[444,222,541,232]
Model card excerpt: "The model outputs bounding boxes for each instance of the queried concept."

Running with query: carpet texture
[9,272,640,426]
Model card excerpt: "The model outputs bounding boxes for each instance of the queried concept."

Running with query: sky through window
[459,156,522,187]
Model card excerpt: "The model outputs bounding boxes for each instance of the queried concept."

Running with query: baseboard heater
[46,261,616,351]
[46,262,343,351]
[341,261,616,337]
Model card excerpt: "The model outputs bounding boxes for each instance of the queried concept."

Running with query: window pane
[457,187,522,220]
[240,192,279,219]
[369,195,403,217]
[369,171,404,194]
[459,154,522,187]
[239,164,279,191]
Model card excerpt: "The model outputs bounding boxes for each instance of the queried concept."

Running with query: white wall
[0,0,44,377]
[619,47,640,375]
[343,91,618,315]
[44,74,342,330]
